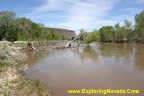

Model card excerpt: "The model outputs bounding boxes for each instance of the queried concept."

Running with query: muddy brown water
[24,43,144,96]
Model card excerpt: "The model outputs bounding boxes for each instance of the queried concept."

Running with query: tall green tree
[114,23,125,42]
[99,26,114,42]
[135,11,144,42]
[16,17,33,40]
[79,29,84,40]
[79,28,87,40]
[124,19,134,41]
[0,11,16,40]
[30,23,42,41]
[84,29,100,45]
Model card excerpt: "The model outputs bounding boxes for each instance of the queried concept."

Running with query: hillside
[48,28,76,39]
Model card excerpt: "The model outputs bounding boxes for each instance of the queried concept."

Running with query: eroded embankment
[0,41,50,96]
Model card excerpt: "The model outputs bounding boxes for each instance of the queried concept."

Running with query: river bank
[0,41,50,96]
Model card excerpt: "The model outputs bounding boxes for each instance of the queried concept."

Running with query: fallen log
[65,36,80,47]
[42,46,78,51]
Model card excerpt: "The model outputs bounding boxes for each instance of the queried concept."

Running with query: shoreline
[0,41,50,96]
[0,40,143,96]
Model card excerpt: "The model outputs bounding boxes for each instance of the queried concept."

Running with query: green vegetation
[79,29,100,45]
[135,11,144,42]
[0,11,67,42]
[0,42,15,64]
[0,66,50,96]
[0,42,50,96]
[79,29,88,41]
[99,26,114,42]
[79,10,144,44]
[84,29,100,45]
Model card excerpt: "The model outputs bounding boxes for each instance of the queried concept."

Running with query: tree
[99,26,114,42]
[84,29,100,45]
[79,28,87,40]
[114,23,125,42]
[16,17,33,40]
[71,36,75,40]
[135,11,144,42]
[0,10,70,41]
[124,19,134,41]
[5,26,18,41]
[0,11,16,40]
[30,23,42,41]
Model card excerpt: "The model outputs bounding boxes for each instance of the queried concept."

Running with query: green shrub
[0,42,15,64]
[84,29,100,45]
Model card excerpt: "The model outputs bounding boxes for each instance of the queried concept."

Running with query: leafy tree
[124,19,134,41]
[72,36,75,40]
[79,10,144,43]
[0,11,16,40]
[30,23,42,40]
[84,29,100,45]
[114,23,125,42]
[40,28,64,40]
[5,26,18,41]
[135,11,144,42]
[16,17,33,40]
[0,11,70,41]
[99,26,114,42]
[79,29,87,40]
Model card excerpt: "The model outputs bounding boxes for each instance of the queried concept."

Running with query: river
[23,42,144,96]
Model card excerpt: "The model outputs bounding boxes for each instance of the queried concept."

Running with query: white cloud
[111,15,135,26]
[112,15,134,21]
[26,0,120,33]
[138,0,144,3]
[125,8,142,14]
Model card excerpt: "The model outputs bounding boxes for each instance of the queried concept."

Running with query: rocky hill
[48,28,76,39]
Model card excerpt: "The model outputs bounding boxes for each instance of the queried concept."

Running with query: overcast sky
[0,0,144,34]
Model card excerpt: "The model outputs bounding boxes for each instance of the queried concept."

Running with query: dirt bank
[0,41,50,96]
[0,65,50,96]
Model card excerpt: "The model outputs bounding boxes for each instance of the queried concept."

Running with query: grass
[11,41,27,48]
[0,64,9,73]
[0,42,15,65]
[0,41,50,96]
[0,70,50,96]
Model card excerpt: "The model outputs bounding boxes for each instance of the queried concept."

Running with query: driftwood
[19,42,36,52]
[27,42,36,51]
[43,36,80,51]
[42,46,78,51]
[20,37,80,52]
[65,36,80,47]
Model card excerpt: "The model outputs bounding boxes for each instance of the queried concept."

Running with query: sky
[0,0,144,34]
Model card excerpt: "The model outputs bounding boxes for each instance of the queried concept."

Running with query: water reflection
[80,46,98,61]
[98,43,133,59]
[24,43,144,96]
[134,44,144,71]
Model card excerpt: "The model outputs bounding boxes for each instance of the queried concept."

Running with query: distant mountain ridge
[48,28,76,39]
